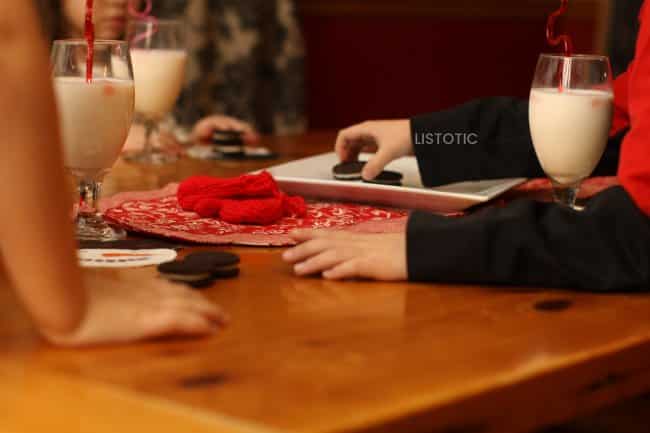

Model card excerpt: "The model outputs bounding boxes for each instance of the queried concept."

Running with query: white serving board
[264,152,526,213]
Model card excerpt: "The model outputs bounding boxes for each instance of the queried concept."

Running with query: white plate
[264,152,526,213]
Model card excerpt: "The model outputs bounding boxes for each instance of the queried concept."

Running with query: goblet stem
[78,179,101,217]
[550,179,581,209]
[75,178,126,241]
[142,118,156,160]
[124,117,178,164]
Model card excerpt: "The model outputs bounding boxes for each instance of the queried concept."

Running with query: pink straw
[546,0,574,57]
[128,0,159,46]
[85,0,95,83]
[546,0,574,92]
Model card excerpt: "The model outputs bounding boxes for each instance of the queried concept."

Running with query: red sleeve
[619,1,650,215]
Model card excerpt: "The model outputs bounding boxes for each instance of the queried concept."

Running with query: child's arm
[335,98,622,187]
[406,187,650,290]
[0,1,85,333]
[0,2,226,345]
[284,186,650,291]
[410,98,541,186]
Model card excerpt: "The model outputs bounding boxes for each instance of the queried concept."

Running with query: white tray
[264,152,526,213]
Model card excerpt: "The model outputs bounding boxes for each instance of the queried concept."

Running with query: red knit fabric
[220,198,286,225]
[194,198,224,217]
[177,171,307,225]
[178,171,280,209]
[283,194,307,216]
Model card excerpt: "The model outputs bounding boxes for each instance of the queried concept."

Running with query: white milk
[130,49,187,119]
[529,88,613,185]
[54,77,135,179]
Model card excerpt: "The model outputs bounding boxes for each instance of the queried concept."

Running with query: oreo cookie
[212,130,245,159]
[334,161,403,186]
[363,170,403,186]
[157,260,214,282]
[333,161,366,181]
[157,251,241,288]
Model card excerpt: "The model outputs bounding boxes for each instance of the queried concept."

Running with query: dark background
[296,0,626,130]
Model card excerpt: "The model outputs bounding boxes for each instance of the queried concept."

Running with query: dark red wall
[301,15,596,129]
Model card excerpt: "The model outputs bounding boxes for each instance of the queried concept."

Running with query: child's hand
[283,230,408,281]
[43,271,227,347]
[192,115,259,144]
[335,119,413,180]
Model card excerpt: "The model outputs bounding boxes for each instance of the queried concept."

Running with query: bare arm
[0,3,226,346]
[0,2,85,333]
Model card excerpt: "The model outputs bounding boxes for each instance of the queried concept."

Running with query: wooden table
[2,131,650,433]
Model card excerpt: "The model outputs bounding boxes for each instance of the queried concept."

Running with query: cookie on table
[212,130,245,159]
[157,251,241,288]
[157,260,215,283]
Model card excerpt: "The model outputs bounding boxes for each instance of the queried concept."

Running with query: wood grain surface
[1,132,649,433]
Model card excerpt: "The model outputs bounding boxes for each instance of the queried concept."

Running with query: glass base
[123,148,179,165]
[550,179,581,209]
[76,214,126,241]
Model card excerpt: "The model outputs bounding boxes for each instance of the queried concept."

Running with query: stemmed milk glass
[123,19,187,164]
[529,54,613,208]
[51,39,135,241]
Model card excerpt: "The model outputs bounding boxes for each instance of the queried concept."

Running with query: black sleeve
[407,186,650,291]
[411,97,623,187]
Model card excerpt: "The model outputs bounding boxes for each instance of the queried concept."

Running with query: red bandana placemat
[100,184,409,246]
[99,177,619,246]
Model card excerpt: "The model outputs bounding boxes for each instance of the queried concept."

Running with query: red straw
[84,0,95,83]
[546,0,574,57]
[128,0,159,46]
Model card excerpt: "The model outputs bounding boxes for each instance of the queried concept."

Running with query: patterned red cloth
[100,177,619,246]
[101,184,408,246]
[177,172,307,225]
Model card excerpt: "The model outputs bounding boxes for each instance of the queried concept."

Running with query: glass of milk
[529,54,613,208]
[51,40,135,241]
[123,19,188,165]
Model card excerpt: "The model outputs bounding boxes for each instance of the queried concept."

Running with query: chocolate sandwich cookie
[157,260,215,283]
[333,161,367,181]
[157,251,242,288]
[362,170,404,186]
[212,130,245,159]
